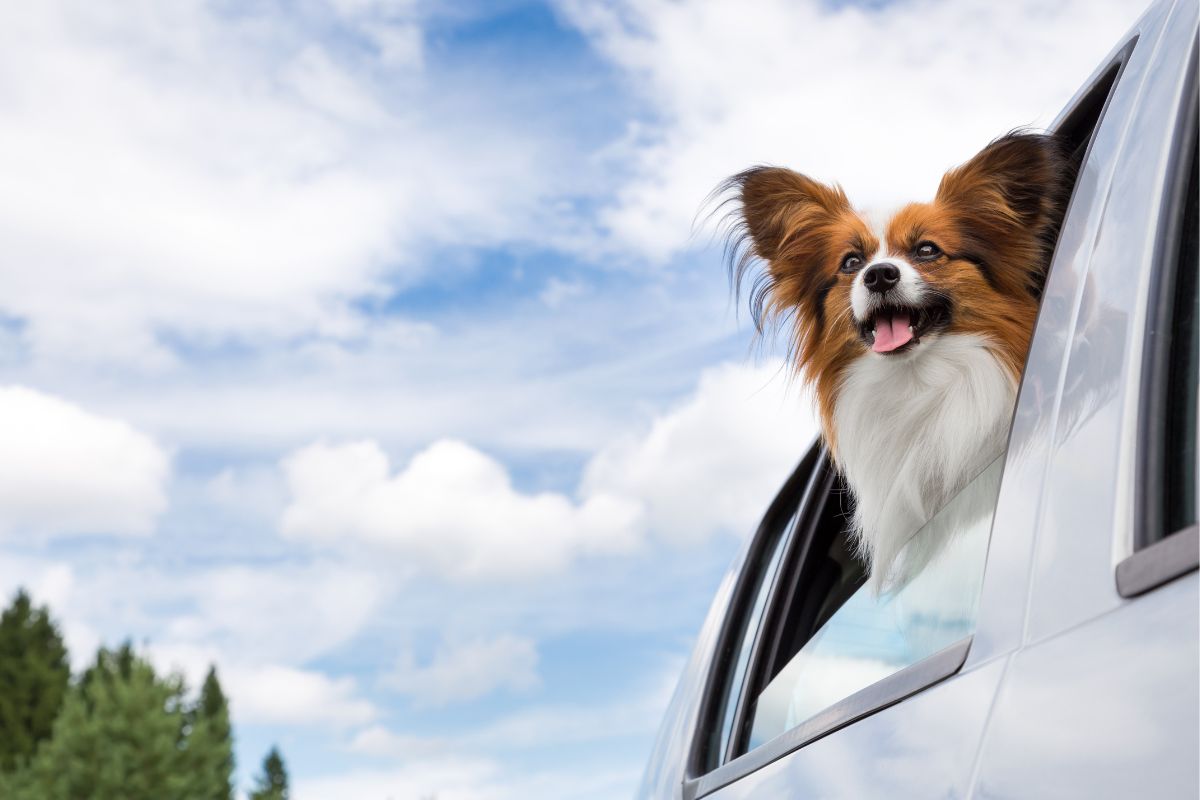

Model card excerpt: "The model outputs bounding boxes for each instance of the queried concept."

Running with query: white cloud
[583,360,818,544]
[0,562,381,735]
[0,551,385,725]
[353,657,678,757]
[332,688,667,800]
[280,439,644,580]
[328,0,424,68]
[0,386,169,537]
[150,642,377,728]
[34,274,730,456]
[558,0,1146,261]
[0,1,560,366]
[383,634,540,707]
[280,360,815,579]
[40,556,383,675]
[297,758,506,800]
[162,564,384,665]
[539,277,587,308]
[349,724,441,758]
[229,663,377,727]
[203,464,287,523]
[296,756,640,800]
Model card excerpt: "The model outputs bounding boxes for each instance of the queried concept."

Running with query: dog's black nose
[863,263,901,294]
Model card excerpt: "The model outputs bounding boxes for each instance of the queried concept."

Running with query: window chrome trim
[1116,524,1200,598]
[682,637,973,800]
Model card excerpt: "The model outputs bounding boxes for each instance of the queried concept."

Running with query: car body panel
[974,573,1199,798]
[701,657,1007,800]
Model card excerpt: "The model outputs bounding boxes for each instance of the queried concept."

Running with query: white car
[639,0,1199,796]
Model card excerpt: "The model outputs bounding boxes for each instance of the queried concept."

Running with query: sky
[0,0,1148,797]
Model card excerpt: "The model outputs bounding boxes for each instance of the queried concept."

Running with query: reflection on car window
[746,456,1003,750]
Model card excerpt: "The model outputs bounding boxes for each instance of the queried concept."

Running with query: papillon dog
[725,132,1072,589]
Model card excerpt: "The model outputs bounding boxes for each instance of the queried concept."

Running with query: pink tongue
[872,310,913,353]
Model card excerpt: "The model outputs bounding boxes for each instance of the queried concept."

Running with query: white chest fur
[832,334,1016,589]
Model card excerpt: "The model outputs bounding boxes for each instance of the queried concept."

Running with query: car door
[969,0,1199,794]
[642,3,1189,798]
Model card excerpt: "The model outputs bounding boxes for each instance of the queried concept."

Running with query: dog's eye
[915,242,941,260]
[840,254,864,273]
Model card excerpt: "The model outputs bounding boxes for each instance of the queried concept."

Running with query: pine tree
[187,666,235,800]
[0,589,70,772]
[0,644,194,800]
[249,746,289,800]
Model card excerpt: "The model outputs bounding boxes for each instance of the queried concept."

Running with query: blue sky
[0,0,1145,796]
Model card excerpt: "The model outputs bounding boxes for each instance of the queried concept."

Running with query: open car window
[746,456,1001,750]
[691,449,1005,798]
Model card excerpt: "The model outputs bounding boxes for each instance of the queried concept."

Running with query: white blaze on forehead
[861,206,901,260]
[850,205,927,323]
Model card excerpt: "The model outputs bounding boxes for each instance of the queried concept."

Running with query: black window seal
[721,457,840,763]
[1051,36,1137,148]
[1124,33,1199,596]
[685,440,824,778]
[682,637,972,800]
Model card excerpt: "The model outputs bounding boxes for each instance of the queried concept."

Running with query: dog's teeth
[907,325,913,332]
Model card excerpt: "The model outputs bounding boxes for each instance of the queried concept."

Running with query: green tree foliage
[1,644,193,800]
[188,666,235,800]
[0,589,70,772]
[0,643,238,800]
[249,746,290,800]
[0,590,269,799]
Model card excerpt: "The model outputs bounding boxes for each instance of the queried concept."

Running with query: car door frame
[670,8,1168,797]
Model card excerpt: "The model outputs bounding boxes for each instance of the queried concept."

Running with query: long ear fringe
[702,166,786,336]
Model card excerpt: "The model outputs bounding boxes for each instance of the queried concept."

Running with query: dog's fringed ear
[733,167,849,261]
[721,167,849,329]
[936,132,1073,293]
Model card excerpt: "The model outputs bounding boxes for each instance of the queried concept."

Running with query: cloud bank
[385,634,541,707]
[281,360,817,577]
[0,386,169,537]
[0,1,563,366]
[280,438,644,579]
[558,0,1145,261]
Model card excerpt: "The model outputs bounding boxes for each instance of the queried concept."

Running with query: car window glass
[745,455,1001,750]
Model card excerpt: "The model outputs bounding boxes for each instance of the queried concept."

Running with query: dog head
[725,131,1073,438]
